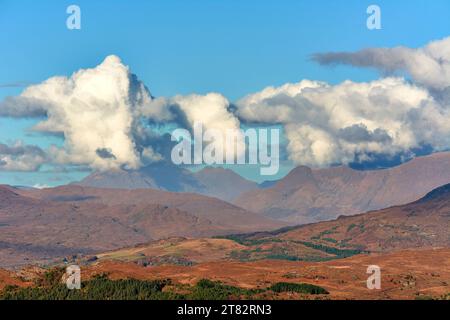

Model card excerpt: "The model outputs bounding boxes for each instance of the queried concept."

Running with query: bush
[36,267,66,287]
[0,275,177,300]
[188,279,259,300]
[269,282,329,295]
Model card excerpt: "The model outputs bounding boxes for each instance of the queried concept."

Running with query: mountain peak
[272,165,314,191]
[76,162,259,202]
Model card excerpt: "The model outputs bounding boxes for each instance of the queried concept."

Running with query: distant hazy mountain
[75,162,259,202]
[235,152,450,224]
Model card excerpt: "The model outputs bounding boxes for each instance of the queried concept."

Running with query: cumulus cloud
[0,142,47,171]
[0,55,242,171]
[0,56,149,170]
[143,93,245,159]
[236,77,450,167]
[235,37,450,167]
[313,36,450,91]
[2,36,450,172]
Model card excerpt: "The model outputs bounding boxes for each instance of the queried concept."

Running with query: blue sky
[1,0,450,186]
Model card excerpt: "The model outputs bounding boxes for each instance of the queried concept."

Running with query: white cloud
[313,36,450,91]
[143,93,245,159]
[2,55,148,171]
[2,37,450,171]
[0,142,46,171]
[0,55,243,171]
[237,77,450,167]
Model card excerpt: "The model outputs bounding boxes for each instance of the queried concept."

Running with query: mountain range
[1,180,450,299]
[88,181,450,273]
[0,185,282,268]
[231,182,450,254]
[235,152,450,224]
[2,152,450,268]
[76,152,450,225]
[76,162,260,202]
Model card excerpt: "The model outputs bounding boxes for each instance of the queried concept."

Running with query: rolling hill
[0,185,282,268]
[2,182,449,300]
[87,182,450,271]
[229,182,450,255]
[3,247,450,299]
[65,183,450,299]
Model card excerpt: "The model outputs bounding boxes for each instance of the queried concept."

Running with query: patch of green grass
[347,224,357,232]
[265,254,301,261]
[311,228,339,241]
[415,295,434,300]
[215,234,282,246]
[295,241,366,258]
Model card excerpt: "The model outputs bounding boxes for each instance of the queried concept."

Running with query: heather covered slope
[0,185,282,268]
[235,152,450,224]
[82,248,450,300]
[232,183,450,254]
[2,183,450,300]
[2,248,450,300]
[90,183,450,268]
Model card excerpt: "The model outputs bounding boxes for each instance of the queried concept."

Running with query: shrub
[268,282,329,295]
[0,275,176,300]
[188,279,259,300]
